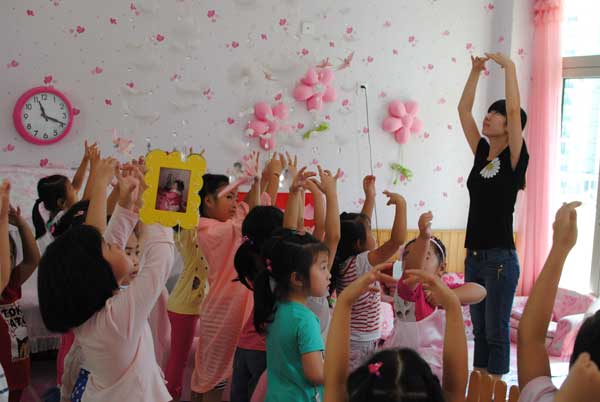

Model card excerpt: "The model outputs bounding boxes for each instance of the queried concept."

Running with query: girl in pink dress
[191,167,266,402]
[38,158,175,402]
[383,211,486,379]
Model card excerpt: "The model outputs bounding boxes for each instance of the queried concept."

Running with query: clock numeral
[33,96,38,103]
[23,113,28,120]
[62,113,67,119]
[43,133,48,139]
[41,94,48,101]
[25,103,32,110]
[33,130,38,136]
[53,129,58,136]
[26,123,31,130]
[53,95,56,103]
[60,103,65,110]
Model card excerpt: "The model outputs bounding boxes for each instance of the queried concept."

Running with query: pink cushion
[552,289,595,321]
[511,296,529,320]
[548,314,585,357]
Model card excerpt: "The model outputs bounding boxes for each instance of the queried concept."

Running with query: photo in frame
[139,150,206,229]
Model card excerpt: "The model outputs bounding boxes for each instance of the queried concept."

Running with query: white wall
[0,0,533,229]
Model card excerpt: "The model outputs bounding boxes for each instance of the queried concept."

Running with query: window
[557,1,600,294]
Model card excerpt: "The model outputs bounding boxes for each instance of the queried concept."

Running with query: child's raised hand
[404,270,459,310]
[338,263,395,307]
[8,205,24,227]
[0,180,10,220]
[266,152,285,177]
[303,177,322,195]
[418,211,433,239]
[116,168,139,210]
[290,167,316,194]
[285,152,299,179]
[83,140,98,161]
[363,175,376,199]
[313,165,341,196]
[555,352,600,402]
[470,55,489,72]
[94,157,119,185]
[383,190,405,207]
[552,201,581,252]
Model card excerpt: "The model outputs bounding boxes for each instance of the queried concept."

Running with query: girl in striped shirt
[332,189,407,371]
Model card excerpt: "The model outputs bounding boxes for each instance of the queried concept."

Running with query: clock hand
[37,101,48,121]
[46,115,66,126]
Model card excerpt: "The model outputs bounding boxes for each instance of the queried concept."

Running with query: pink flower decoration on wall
[245,102,290,150]
[292,68,337,112]
[382,100,424,144]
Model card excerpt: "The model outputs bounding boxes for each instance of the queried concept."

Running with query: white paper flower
[480,157,501,179]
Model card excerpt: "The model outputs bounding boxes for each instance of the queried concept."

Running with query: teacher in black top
[458,52,529,377]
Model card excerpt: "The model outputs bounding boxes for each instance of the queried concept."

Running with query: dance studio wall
[0,0,533,228]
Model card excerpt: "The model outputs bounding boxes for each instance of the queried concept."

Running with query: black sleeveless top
[465,138,529,250]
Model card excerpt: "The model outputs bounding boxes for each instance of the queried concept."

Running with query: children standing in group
[333,179,407,371]
[0,202,40,402]
[164,226,209,401]
[323,264,469,402]
[191,152,272,402]
[38,157,175,401]
[250,165,340,402]
[384,211,486,378]
[231,205,284,402]
[518,202,600,402]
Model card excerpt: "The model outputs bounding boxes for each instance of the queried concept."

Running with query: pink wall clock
[13,86,74,145]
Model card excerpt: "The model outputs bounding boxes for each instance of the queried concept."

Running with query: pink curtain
[516,0,563,295]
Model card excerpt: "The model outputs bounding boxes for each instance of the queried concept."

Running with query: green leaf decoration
[390,163,413,183]
[302,122,330,139]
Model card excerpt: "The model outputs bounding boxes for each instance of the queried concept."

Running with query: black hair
[348,348,445,402]
[234,206,284,290]
[487,99,527,131]
[199,174,229,217]
[32,175,70,239]
[51,200,90,238]
[253,230,329,334]
[570,310,600,368]
[402,236,447,267]
[331,212,371,292]
[38,224,118,333]
[175,180,185,192]
[8,234,16,269]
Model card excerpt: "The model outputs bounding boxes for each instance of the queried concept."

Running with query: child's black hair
[487,99,527,131]
[199,174,230,217]
[234,206,284,290]
[331,212,371,292]
[570,310,600,368]
[348,348,445,402]
[32,175,70,239]
[38,224,119,333]
[8,234,16,269]
[253,230,328,334]
[51,200,90,238]
[175,180,185,192]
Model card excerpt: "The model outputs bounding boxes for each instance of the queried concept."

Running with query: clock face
[19,91,71,142]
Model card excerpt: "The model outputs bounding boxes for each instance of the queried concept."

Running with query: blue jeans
[465,248,520,375]
[230,348,266,402]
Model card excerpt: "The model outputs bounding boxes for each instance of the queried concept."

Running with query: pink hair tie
[368,362,383,377]
[265,258,273,273]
